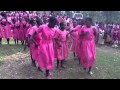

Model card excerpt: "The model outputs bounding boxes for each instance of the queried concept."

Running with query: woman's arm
[80,31,89,37]
[93,28,97,43]
[93,28,97,37]
[29,31,38,47]
[54,38,62,47]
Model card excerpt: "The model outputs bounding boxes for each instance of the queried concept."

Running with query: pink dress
[79,26,96,69]
[4,24,12,39]
[104,24,106,30]
[118,30,120,41]
[13,28,19,40]
[11,23,15,39]
[23,27,27,41]
[25,23,30,39]
[0,24,3,38]
[57,17,61,24]
[14,22,20,40]
[19,24,25,41]
[28,26,40,61]
[113,24,115,29]
[1,19,6,25]
[113,30,118,41]
[26,26,31,39]
[54,29,69,60]
[117,25,119,29]
[71,25,81,57]
[76,26,83,58]
[26,26,32,56]
[70,26,79,54]
[36,24,56,70]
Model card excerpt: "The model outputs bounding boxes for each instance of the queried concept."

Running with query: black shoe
[32,61,36,67]
[61,65,66,69]
[38,67,43,72]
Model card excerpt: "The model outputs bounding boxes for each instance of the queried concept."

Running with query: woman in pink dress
[24,19,31,48]
[67,21,73,48]
[28,19,40,67]
[19,19,25,45]
[79,18,96,75]
[11,18,17,44]
[22,18,28,44]
[118,29,120,44]
[112,28,118,43]
[22,23,27,45]
[25,20,33,63]
[104,23,107,31]
[24,25,30,51]
[57,16,62,24]
[4,21,12,45]
[28,18,43,71]
[71,19,85,65]
[66,22,70,31]
[24,21,30,40]
[14,20,20,45]
[0,23,3,44]
[54,22,69,69]
[70,20,78,58]
[29,17,58,79]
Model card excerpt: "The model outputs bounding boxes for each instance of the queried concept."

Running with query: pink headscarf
[15,13,19,18]
[117,25,119,29]
[15,21,20,26]
[7,16,11,22]
[2,19,6,23]
[113,24,115,28]
[29,14,33,18]
[24,14,27,17]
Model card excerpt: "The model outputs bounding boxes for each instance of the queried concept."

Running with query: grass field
[0,38,120,79]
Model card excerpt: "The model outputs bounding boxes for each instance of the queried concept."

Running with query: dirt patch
[0,45,120,79]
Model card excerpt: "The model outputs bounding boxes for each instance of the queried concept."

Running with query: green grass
[95,48,120,79]
[0,39,28,62]
[1,38,21,45]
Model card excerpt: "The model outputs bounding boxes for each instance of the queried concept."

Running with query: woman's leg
[14,39,16,45]
[17,39,19,45]
[56,59,59,68]
[0,38,2,44]
[61,60,65,68]
[7,38,10,45]
[88,66,93,75]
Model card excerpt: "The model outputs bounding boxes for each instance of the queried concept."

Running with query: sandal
[88,71,93,76]
[32,60,36,67]
[38,67,43,72]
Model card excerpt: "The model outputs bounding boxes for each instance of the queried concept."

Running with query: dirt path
[0,45,120,79]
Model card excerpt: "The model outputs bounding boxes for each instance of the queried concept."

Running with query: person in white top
[98,23,105,45]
